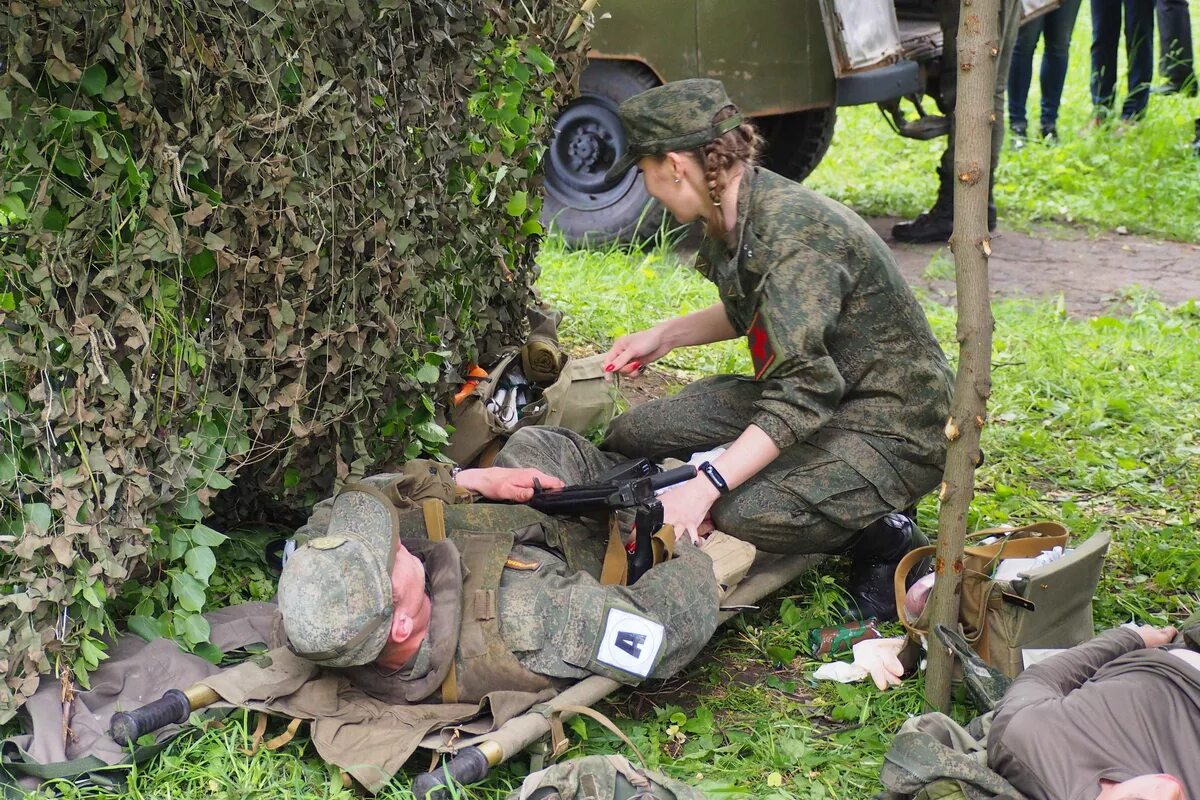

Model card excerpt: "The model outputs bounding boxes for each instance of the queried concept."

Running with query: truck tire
[541,60,666,246]
[758,108,837,184]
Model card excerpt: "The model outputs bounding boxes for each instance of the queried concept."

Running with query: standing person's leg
[1038,0,1085,136]
[1121,0,1156,118]
[1091,0,1123,119]
[1009,16,1046,136]
[1156,0,1196,94]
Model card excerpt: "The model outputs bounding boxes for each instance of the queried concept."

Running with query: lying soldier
[987,623,1197,800]
[876,621,1200,800]
[276,457,721,701]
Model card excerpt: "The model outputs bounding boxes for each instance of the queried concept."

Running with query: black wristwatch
[698,461,729,495]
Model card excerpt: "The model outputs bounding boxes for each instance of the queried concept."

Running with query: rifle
[933,623,1013,712]
[528,458,697,584]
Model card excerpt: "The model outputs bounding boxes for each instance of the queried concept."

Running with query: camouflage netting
[0,0,589,721]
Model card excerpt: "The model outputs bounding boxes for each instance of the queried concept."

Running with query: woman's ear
[665,151,691,182]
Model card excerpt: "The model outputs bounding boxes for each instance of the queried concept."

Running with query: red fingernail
[604,365,615,372]
[629,361,641,369]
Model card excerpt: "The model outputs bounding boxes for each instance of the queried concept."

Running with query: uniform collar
[701,166,757,300]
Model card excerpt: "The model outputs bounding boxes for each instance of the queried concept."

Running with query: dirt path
[869,217,1200,317]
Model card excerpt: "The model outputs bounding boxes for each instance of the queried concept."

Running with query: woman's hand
[455,467,564,502]
[602,327,672,377]
[657,477,721,544]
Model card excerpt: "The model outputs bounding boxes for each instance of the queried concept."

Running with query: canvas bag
[444,350,618,467]
[510,755,708,800]
[895,523,1110,677]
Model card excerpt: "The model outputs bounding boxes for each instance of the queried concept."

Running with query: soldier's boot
[891,168,997,244]
[842,512,929,622]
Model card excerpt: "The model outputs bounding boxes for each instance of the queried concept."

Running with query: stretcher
[411,550,826,798]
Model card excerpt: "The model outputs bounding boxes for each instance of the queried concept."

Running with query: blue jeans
[1090,0,1156,119]
[1008,0,1085,130]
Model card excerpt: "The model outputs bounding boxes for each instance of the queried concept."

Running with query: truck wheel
[758,108,837,183]
[542,60,665,246]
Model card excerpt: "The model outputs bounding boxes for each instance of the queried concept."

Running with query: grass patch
[806,11,1200,242]
[23,237,1199,800]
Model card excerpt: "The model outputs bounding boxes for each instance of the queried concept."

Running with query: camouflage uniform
[281,461,720,695]
[591,90,955,555]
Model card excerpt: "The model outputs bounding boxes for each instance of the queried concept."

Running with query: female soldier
[594,79,953,620]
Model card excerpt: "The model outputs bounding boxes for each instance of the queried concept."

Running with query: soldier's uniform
[542,80,953,562]
[279,460,721,700]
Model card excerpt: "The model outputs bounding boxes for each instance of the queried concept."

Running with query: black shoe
[1010,121,1028,138]
[842,512,931,622]
[1039,125,1058,143]
[892,209,954,243]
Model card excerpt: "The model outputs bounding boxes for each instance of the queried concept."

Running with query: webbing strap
[546,705,647,767]
[422,499,447,542]
[422,500,460,703]
[599,515,628,586]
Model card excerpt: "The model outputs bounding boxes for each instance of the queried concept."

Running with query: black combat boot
[892,169,997,244]
[842,512,930,622]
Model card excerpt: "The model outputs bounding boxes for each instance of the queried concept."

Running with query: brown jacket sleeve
[997,628,1145,716]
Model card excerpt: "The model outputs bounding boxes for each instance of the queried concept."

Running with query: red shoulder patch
[747,311,777,380]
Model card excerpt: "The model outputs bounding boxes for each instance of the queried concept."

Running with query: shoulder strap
[600,515,628,586]
[421,499,458,701]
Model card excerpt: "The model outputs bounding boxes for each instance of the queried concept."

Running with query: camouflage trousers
[497,376,943,555]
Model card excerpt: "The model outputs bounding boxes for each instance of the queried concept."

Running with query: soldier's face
[638,154,707,223]
[375,542,432,670]
[1096,774,1187,800]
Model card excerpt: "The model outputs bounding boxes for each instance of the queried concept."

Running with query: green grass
[806,11,1200,242]
[26,237,1199,800]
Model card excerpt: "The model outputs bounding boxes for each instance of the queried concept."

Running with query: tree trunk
[924,0,1000,713]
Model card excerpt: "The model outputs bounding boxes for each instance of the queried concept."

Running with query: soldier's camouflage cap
[604,78,743,182]
[278,484,401,668]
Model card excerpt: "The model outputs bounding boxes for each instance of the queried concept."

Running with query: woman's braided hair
[693,105,764,239]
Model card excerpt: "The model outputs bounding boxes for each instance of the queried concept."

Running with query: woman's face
[638,153,707,223]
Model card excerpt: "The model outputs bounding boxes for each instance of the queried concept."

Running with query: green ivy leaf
[23,503,52,534]
[193,642,224,664]
[188,250,217,279]
[416,363,440,384]
[80,64,108,97]
[127,614,163,642]
[283,467,301,489]
[206,472,233,490]
[525,45,555,74]
[765,645,797,666]
[178,493,203,521]
[185,546,217,582]
[53,154,83,178]
[403,440,422,460]
[175,611,211,645]
[171,571,207,612]
[189,523,228,547]
[505,190,527,217]
[0,293,15,313]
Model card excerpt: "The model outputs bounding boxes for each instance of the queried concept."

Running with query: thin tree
[924,0,1000,712]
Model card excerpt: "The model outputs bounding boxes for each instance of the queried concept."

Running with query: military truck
[542,0,951,244]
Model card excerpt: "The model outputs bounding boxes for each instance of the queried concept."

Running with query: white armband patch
[594,608,665,678]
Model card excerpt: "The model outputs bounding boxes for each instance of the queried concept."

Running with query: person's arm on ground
[1000,626,1177,715]
[603,303,737,375]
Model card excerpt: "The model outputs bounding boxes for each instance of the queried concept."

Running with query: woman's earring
[672,177,681,184]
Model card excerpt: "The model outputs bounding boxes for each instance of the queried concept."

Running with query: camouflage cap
[278,484,401,667]
[604,78,743,182]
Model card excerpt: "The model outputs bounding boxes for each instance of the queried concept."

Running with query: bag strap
[600,515,628,586]
[421,500,461,703]
[894,522,1071,638]
[894,545,937,637]
[546,705,647,767]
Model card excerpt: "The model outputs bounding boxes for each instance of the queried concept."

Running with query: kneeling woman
[599,79,952,619]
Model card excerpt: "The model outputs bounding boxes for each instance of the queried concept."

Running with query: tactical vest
[346,500,592,706]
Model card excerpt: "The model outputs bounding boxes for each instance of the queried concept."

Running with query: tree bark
[924,0,999,713]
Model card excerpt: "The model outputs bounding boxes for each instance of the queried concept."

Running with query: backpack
[510,755,708,800]
[872,713,1026,800]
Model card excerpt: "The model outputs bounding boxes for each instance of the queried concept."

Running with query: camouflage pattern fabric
[603,78,743,181]
[510,755,709,800]
[290,457,720,687]
[598,167,953,553]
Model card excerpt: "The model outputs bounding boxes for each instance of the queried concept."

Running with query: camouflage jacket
[297,462,721,690]
[696,167,953,464]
